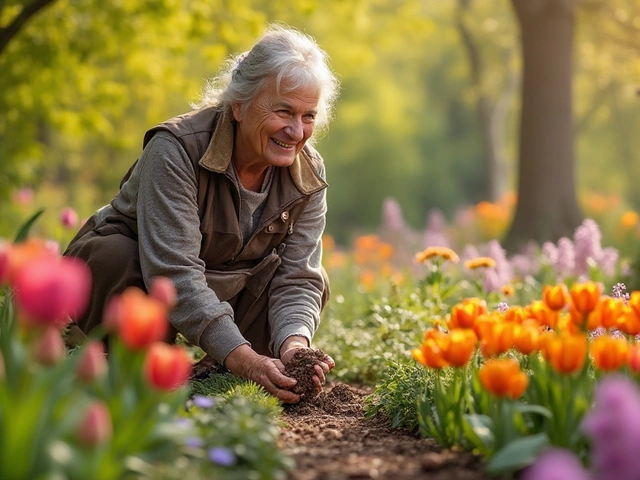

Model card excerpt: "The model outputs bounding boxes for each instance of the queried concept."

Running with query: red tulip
[76,341,107,382]
[144,343,192,391]
[33,327,66,365]
[115,288,169,350]
[13,257,91,329]
[150,276,177,310]
[77,401,112,447]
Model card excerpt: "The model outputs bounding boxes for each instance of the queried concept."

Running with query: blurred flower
[599,247,619,278]
[381,197,406,231]
[464,257,496,270]
[76,341,107,383]
[483,269,501,294]
[620,211,639,229]
[570,282,602,316]
[439,329,477,367]
[501,285,515,296]
[0,241,9,285]
[43,240,61,257]
[612,283,630,304]
[11,187,34,206]
[184,436,203,448]
[60,207,79,229]
[192,395,216,409]
[527,300,559,329]
[77,401,112,447]
[114,288,168,350]
[412,329,450,369]
[150,276,177,310]
[555,237,576,279]
[321,234,335,251]
[573,219,603,277]
[480,321,514,358]
[144,343,192,391]
[33,327,66,365]
[628,344,640,373]
[478,359,528,399]
[513,320,540,355]
[208,446,236,466]
[522,448,590,480]
[423,209,451,248]
[13,257,91,329]
[414,246,459,264]
[582,375,640,480]
[5,239,58,284]
[546,333,587,374]
[543,284,570,311]
[589,297,625,331]
[497,302,509,313]
[449,298,488,330]
[591,335,630,372]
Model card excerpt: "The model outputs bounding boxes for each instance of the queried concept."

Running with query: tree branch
[0,0,57,56]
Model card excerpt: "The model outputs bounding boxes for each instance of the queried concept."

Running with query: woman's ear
[231,103,243,122]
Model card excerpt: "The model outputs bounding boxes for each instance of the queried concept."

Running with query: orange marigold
[464,257,497,270]
[414,246,460,264]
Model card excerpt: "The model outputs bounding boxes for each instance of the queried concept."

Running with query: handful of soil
[284,348,329,400]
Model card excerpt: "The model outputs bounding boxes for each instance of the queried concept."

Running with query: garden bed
[280,382,488,480]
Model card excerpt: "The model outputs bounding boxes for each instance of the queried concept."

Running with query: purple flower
[582,375,640,480]
[192,395,216,409]
[612,283,630,304]
[521,448,590,480]
[555,237,576,279]
[174,417,193,429]
[599,247,619,278]
[483,268,501,294]
[423,209,451,248]
[541,241,558,266]
[497,302,509,313]
[208,446,236,466]
[184,436,203,448]
[382,197,406,232]
[574,219,603,277]
[510,253,540,279]
[486,240,513,286]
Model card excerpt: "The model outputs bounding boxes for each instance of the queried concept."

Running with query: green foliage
[364,358,432,431]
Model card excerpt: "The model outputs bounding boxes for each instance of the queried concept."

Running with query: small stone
[421,452,446,471]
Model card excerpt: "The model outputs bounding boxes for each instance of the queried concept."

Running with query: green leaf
[462,414,494,453]
[486,433,549,475]
[515,403,552,419]
[13,209,44,243]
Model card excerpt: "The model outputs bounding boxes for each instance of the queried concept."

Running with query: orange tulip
[440,329,478,367]
[617,308,640,336]
[474,313,499,340]
[504,306,530,325]
[527,301,559,329]
[570,282,602,315]
[546,333,588,374]
[513,320,540,355]
[449,298,488,330]
[115,288,169,351]
[543,284,570,311]
[587,297,625,331]
[557,313,581,335]
[479,359,529,399]
[628,291,640,319]
[628,344,640,373]
[480,321,514,358]
[413,329,450,369]
[590,335,629,372]
[144,343,192,391]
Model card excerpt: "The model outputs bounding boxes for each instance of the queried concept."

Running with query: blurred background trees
[1,0,639,249]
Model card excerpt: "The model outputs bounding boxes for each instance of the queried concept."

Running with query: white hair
[195,24,340,141]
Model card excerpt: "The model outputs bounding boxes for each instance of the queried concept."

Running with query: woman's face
[232,77,320,170]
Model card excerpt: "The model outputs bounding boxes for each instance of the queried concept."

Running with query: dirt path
[279,383,490,480]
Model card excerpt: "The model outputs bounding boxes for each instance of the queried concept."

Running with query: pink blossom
[423,209,451,248]
[77,402,112,447]
[12,187,34,206]
[381,197,406,231]
[150,276,177,310]
[574,219,603,277]
[555,237,575,279]
[522,448,590,480]
[0,241,9,285]
[76,341,107,383]
[60,207,79,229]
[33,327,66,365]
[13,257,91,329]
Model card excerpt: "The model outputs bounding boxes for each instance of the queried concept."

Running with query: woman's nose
[284,117,304,141]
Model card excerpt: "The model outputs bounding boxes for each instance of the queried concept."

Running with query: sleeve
[267,163,327,357]
[135,132,249,363]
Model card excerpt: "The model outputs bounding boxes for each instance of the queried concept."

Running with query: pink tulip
[144,343,192,391]
[150,276,177,310]
[77,401,112,447]
[12,187,33,206]
[76,341,107,382]
[13,257,91,329]
[115,288,168,351]
[33,327,66,365]
[60,207,79,229]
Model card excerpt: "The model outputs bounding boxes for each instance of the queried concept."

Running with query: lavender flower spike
[208,446,236,466]
[521,448,590,480]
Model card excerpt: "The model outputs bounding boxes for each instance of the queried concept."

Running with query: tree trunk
[503,0,583,252]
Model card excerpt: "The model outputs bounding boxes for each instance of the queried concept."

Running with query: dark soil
[284,348,332,399]
[280,383,490,480]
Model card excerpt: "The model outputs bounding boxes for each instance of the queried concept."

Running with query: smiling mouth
[272,138,295,149]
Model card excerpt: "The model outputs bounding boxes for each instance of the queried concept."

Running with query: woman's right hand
[224,344,301,403]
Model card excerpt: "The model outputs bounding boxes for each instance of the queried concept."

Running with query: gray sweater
[99,131,327,364]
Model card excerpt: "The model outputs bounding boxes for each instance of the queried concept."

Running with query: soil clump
[281,382,489,480]
[284,348,331,400]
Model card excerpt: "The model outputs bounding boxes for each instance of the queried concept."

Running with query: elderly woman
[64,25,339,403]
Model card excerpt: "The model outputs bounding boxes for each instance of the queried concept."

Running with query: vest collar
[199,109,327,195]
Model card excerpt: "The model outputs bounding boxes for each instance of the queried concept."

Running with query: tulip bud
[144,343,192,391]
[33,327,66,365]
[13,257,91,329]
[76,341,107,382]
[77,401,112,447]
[116,288,169,350]
[150,276,177,310]
[60,207,79,229]
[102,296,124,332]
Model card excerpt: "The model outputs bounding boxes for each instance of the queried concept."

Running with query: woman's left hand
[280,337,335,392]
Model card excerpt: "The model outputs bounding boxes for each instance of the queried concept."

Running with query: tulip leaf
[514,403,552,419]
[13,209,45,244]
[462,414,494,453]
[485,433,549,475]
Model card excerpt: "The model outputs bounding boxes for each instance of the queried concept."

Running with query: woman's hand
[280,336,335,392]
[224,344,301,403]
